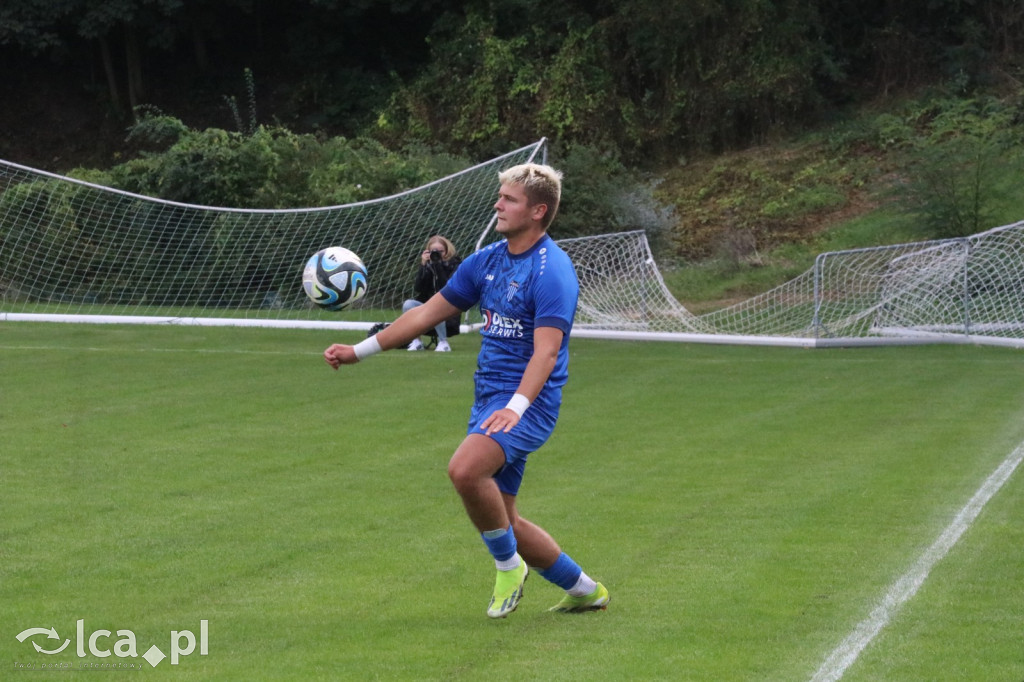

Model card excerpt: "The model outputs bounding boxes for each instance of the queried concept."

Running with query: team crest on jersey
[506,280,520,301]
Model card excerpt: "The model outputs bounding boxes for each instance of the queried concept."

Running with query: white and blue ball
[302,247,368,311]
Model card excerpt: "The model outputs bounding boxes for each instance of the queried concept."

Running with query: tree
[378,0,831,160]
[3,0,1024,164]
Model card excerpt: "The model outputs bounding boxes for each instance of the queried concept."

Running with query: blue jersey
[441,235,579,394]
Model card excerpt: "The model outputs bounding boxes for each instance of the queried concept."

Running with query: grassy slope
[652,97,1024,312]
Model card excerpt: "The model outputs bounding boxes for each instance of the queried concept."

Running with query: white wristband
[505,393,531,418]
[353,336,382,361]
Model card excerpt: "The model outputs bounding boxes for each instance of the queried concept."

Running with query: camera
[429,249,443,263]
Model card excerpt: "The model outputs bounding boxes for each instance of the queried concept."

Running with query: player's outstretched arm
[323,292,461,369]
[376,293,460,350]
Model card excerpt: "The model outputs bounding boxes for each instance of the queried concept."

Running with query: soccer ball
[302,247,368,311]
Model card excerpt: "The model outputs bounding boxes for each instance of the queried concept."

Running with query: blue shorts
[467,384,561,496]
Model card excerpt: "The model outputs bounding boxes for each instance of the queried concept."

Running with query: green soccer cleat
[487,557,528,619]
[548,582,610,613]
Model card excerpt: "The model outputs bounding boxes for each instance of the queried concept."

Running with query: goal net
[696,221,1024,347]
[0,141,547,329]
[3,143,1024,348]
[559,231,711,336]
[559,222,1024,348]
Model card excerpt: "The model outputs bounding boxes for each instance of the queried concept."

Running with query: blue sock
[538,552,582,590]
[481,525,517,561]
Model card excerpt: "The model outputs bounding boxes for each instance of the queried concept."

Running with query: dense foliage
[68,111,672,252]
[3,0,1023,162]
[91,110,469,208]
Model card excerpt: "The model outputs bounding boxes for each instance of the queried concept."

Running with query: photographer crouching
[403,235,462,351]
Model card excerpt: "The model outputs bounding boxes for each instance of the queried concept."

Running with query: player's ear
[531,203,548,222]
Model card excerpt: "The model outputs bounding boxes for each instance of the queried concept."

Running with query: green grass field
[3,323,1024,680]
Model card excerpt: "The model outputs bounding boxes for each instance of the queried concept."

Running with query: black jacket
[413,256,461,303]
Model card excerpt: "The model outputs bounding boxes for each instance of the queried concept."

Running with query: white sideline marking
[811,442,1024,682]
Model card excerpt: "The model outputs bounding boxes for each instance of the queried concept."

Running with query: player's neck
[505,225,546,255]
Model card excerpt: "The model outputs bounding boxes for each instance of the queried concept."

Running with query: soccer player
[324,162,609,618]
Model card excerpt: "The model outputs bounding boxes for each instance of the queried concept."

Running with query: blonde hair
[498,163,563,230]
[423,235,457,259]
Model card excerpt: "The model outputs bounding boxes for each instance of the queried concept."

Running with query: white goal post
[2,144,1024,348]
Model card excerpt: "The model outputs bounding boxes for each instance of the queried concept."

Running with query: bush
[89,114,470,209]
[554,144,676,254]
[885,94,1024,238]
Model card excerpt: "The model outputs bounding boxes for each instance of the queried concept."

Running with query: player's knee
[447,459,474,492]
[448,444,499,490]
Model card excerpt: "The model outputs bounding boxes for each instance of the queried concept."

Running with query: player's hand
[323,343,358,369]
[480,408,520,435]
